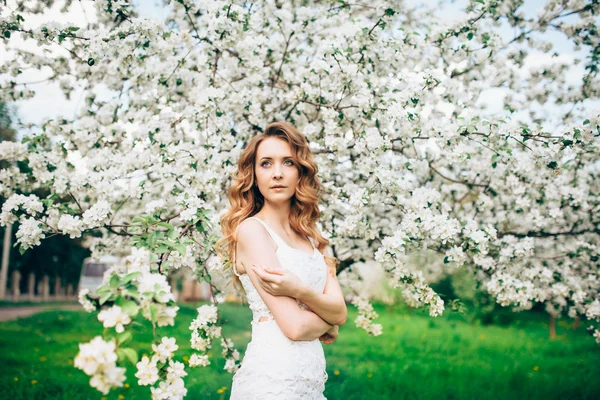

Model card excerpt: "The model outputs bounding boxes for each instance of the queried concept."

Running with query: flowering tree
[1,0,599,396]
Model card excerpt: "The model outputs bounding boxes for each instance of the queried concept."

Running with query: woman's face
[255,137,300,204]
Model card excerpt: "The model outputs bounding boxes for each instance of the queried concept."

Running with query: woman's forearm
[296,286,347,326]
[290,308,333,341]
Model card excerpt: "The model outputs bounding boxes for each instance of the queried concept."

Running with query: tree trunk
[549,314,556,340]
[0,223,12,300]
[573,316,580,331]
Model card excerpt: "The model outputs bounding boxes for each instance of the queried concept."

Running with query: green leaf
[121,300,139,318]
[113,295,126,307]
[116,330,132,346]
[4,31,11,38]
[175,244,187,255]
[149,232,160,248]
[117,347,138,365]
[157,222,174,230]
[123,288,141,300]
[109,274,121,290]
[87,57,95,66]
[99,291,112,305]
[443,256,450,264]
[122,271,142,284]
[156,245,170,253]
[95,285,111,295]
[547,161,558,170]
[132,216,146,224]
[583,119,590,125]
[149,303,158,323]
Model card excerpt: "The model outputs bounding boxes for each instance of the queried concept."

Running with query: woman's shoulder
[235,217,268,244]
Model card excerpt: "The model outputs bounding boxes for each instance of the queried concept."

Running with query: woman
[217,121,347,399]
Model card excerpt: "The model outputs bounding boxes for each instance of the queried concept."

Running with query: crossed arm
[252,257,347,326]
[236,219,337,341]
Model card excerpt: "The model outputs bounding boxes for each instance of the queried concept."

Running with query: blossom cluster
[352,297,382,336]
[78,288,96,313]
[74,336,126,395]
[135,337,188,400]
[189,304,240,373]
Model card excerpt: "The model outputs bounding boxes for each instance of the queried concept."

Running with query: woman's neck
[256,201,293,234]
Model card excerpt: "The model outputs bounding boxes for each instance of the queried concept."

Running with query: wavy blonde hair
[216,121,338,291]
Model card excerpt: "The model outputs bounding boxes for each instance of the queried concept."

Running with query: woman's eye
[260,160,293,167]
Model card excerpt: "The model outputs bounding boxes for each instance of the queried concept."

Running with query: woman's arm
[236,219,333,341]
[296,264,347,326]
[253,262,347,326]
[252,247,347,326]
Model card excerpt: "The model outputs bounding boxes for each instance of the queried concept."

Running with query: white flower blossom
[97,305,132,333]
[58,214,84,238]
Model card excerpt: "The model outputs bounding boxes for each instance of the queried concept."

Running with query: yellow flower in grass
[13,377,18,382]
[367,373,373,378]
[334,370,340,376]
[118,395,125,399]
[124,383,130,388]
[217,386,228,394]
[533,366,539,371]
[31,380,38,385]
[39,356,47,362]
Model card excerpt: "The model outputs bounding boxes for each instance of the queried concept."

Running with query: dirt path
[0,304,83,322]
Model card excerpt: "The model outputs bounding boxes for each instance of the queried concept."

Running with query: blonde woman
[217,121,347,399]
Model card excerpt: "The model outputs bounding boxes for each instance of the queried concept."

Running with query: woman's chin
[265,194,293,203]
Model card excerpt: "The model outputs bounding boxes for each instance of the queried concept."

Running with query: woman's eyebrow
[259,156,293,161]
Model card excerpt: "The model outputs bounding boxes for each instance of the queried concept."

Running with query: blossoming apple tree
[1,0,599,397]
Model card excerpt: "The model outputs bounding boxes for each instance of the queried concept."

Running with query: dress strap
[307,235,316,250]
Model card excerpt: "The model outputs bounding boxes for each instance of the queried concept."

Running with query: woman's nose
[274,163,283,178]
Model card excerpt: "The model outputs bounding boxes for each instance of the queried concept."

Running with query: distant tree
[0,102,17,142]
[0,102,89,297]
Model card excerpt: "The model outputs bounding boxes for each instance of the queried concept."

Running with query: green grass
[0,302,598,400]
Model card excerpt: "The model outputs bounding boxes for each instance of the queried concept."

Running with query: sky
[0,0,593,132]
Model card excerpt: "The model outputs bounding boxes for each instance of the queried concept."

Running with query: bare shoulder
[235,218,277,275]
[236,218,271,250]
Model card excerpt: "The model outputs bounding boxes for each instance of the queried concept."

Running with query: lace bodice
[230,216,329,399]
[233,217,328,324]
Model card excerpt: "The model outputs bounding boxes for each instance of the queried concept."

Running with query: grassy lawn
[0,302,599,400]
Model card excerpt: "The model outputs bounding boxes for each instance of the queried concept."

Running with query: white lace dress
[230,217,329,400]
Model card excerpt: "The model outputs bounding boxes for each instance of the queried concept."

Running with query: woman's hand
[319,325,338,344]
[251,264,308,298]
